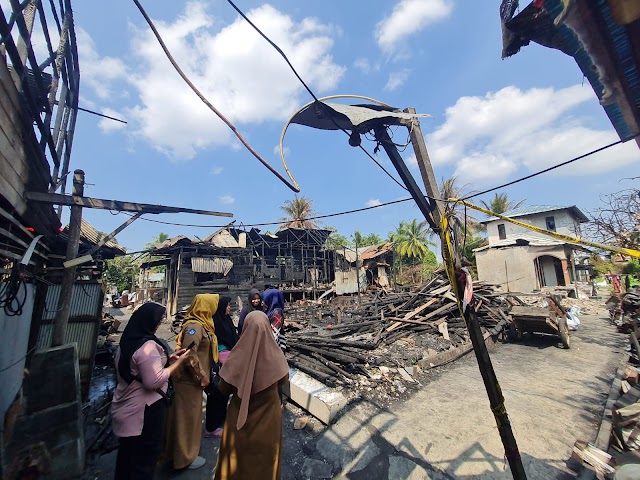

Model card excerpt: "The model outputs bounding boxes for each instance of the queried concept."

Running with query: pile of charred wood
[607,290,640,333]
[284,271,511,387]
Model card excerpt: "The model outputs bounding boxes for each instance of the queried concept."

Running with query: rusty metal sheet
[191,256,233,275]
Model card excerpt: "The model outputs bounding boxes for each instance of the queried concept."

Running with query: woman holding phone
[163,294,219,471]
[111,302,189,479]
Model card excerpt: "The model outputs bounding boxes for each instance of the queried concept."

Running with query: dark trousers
[114,399,166,480]
[205,388,228,432]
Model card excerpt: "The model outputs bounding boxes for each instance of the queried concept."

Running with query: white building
[475,205,592,292]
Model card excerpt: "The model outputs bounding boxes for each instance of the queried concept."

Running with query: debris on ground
[283,271,511,403]
[607,290,640,333]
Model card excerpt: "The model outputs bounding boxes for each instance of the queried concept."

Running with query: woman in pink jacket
[111,302,188,479]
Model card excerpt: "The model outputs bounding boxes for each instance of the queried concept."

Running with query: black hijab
[247,288,262,313]
[117,302,169,383]
[213,296,239,349]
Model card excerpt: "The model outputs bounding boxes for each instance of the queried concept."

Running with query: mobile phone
[185,341,196,351]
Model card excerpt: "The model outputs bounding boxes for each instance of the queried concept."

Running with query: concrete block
[282,368,347,424]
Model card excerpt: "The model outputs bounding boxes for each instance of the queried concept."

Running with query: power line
[120,197,413,229]
[112,135,633,230]
[224,0,407,191]
[461,137,633,200]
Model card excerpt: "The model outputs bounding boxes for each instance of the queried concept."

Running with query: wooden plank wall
[175,263,262,312]
[0,56,60,235]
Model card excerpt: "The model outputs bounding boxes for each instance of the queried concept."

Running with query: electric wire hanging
[132,0,299,193]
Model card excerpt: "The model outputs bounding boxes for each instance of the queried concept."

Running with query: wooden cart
[507,296,571,349]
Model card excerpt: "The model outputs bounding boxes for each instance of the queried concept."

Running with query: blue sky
[35,1,640,251]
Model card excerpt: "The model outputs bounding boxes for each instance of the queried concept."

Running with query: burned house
[142,227,335,316]
[334,243,394,295]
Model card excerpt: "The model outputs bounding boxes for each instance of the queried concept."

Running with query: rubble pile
[607,291,640,333]
[513,293,607,316]
[284,272,511,392]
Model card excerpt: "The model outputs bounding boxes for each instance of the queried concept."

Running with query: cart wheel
[558,317,571,349]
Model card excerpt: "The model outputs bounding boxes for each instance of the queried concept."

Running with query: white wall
[476,245,568,292]
[486,210,582,245]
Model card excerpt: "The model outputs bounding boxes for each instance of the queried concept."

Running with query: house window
[545,216,556,232]
[497,224,506,240]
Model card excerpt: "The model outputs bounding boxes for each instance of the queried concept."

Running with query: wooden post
[52,169,84,346]
[404,107,443,227]
[378,119,528,479]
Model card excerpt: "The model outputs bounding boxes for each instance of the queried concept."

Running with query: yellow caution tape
[439,213,466,320]
[449,198,640,260]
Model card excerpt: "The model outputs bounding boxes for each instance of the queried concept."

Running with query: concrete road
[86,314,624,479]
[307,314,625,479]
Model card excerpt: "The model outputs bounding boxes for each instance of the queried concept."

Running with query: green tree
[392,220,435,258]
[145,232,170,250]
[350,231,382,247]
[363,233,383,246]
[480,193,525,216]
[438,175,482,261]
[279,196,320,230]
[323,227,349,250]
[104,256,136,293]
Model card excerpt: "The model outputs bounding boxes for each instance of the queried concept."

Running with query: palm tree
[279,196,320,230]
[393,220,435,258]
[480,193,525,216]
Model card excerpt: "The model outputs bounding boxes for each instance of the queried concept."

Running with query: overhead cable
[225,0,408,191]
[461,137,634,200]
[114,133,630,229]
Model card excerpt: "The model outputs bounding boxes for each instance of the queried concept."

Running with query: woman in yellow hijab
[163,294,219,470]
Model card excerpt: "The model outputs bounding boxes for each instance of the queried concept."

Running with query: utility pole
[52,169,84,346]
[375,117,528,480]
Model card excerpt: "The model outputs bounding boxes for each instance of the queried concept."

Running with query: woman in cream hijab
[214,311,289,480]
[164,293,219,470]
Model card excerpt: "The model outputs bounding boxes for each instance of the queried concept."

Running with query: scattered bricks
[293,416,311,430]
[625,366,639,385]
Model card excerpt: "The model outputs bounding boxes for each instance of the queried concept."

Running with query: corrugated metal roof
[204,229,241,248]
[480,205,588,223]
[474,234,589,252]
[153,235,191,250]
[335,242,394,263]
[191,257,234,276]
[62,219,126,254]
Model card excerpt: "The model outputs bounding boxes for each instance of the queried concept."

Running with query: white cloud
[98,108,127,133]
[274,144,290,158]
[384,69,411,91]
[366,198,382,207]
[425,84,639,185]
[376,0,453,53]
[219,194,235,205]
[405,153,418,166]
[124,2,345,160]
[76,28,127,100]
[354,58,371,73]
[210,166,224,175]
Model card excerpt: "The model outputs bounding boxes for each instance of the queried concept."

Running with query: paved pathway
[311,314,625,479]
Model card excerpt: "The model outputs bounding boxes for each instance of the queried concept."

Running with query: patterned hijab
[219,311,289,429]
